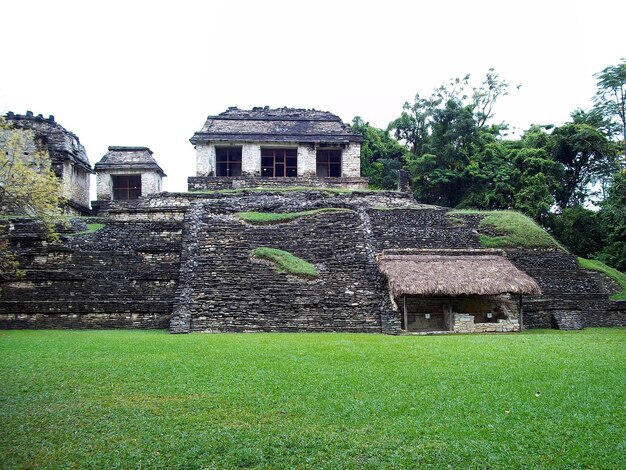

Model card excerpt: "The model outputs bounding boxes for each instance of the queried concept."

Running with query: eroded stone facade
[1,190,625,333]
[3,111,93,214]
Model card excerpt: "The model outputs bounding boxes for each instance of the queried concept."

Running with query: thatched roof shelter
[377,254,541,297]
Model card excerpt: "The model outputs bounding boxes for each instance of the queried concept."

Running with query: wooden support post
[403,296,408,332]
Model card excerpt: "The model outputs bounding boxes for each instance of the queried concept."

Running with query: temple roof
[190,107,363,145]
[94,146,166,176]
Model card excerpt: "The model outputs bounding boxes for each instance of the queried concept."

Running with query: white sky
[2,0,625,195]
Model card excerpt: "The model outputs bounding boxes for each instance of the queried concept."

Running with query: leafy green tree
[598,171,626,271]
[352,117,406,190]
[550,122,615,210]
[389,70,513,207]
[0,118,62,278]
[593,59,626,156]
[548,206,606,258]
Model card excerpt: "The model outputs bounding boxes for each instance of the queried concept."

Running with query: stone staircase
[551,310,584,330]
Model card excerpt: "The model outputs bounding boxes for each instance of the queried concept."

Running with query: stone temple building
[3,111,93,215]
[188,106,369,191]
[94,146,166,201]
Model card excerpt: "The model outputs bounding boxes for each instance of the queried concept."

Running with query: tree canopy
[352,62,626,273]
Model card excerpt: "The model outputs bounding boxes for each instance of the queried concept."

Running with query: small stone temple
[94,146,166,201]
[188,107,369,190]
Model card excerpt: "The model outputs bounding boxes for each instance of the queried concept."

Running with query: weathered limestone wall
[0,217,183,329]
[505,250,625,329]
[342,142,361,177]
[196,144,214,176]
[188,176,370,191]
[2,191,625,332]
[298,145,316,177]
[368,208,481,250]
[170,208,389,333]
[61,162,90,211]
[194,142,360,178]
[97,170,163,200]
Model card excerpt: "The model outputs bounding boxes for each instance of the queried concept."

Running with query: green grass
[450,209,563,249]
[1,329,624,468]
[579,257,626,300]
[67,223,105,237]
[253,247,318,278]
[237,208,350,225]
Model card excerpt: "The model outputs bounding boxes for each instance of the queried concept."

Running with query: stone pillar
[398,169,412,193]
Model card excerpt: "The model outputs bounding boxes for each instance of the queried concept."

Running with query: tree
[594,59,626,157]
[0,118,63,278]
[390,70,520,208]
[548,206,606,258]
[352,117,407,190]
[550,121,615,210]
[598,171,626,271]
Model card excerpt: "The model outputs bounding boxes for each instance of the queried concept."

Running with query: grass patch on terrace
[1,329,625,468]
[68,223,106,237]
[579,257,626,300]
[253,247,318,278]
[237,208,350,225]
[450,209,563,249]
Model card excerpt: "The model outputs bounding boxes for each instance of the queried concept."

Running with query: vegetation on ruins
[578,257,626,300]
[449,210,563,249]
[357,59,626,274]
[1,329,624,468]
[68,223,106,237]
[253,247,318,278]
[237,208,351,225]
[0,118,63,279]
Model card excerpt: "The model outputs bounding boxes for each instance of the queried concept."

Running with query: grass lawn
[1,329,625,468]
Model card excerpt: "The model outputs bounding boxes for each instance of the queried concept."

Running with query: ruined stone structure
[92,146,166,212]
[189,107,369,190]
[3,111,92,214]
[1,190,624,333]
[1,107,625,333]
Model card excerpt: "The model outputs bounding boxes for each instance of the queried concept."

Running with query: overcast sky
[2,0,624,195]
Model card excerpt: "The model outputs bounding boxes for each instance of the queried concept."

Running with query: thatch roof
[377,254,541,297]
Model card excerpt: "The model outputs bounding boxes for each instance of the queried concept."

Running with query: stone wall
[0,217,183,329]
[170,206,390,333]
[2,191,625,332]
[504,250,625,329]
[96,170,163,200]
[188,176,370,191]
[194,141,361,178]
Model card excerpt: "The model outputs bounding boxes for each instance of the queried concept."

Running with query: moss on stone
[253,247,318,278]
[449,210,563,249]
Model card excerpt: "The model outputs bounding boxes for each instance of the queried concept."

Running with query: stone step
[551,310,584,330]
